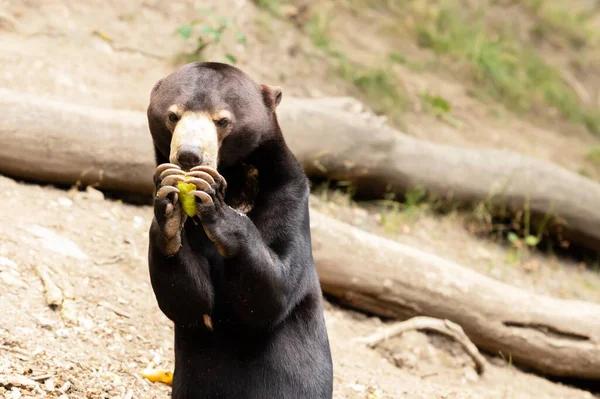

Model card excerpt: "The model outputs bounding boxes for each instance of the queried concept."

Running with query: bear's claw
[184,178,214,193]
[190,166,227,198]
[190,166,226,187]
[155,163,181,177]
[161,175,186,187]
[157,185,180,199]
[159,168,186,180]
[190,190,214,205]
[186,171,216,185]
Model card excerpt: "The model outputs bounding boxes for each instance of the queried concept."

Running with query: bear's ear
[261,84,283,109]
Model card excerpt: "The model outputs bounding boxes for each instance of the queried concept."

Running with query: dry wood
[356,316,487,375]
[0,374,38,389]
[278,98,600,252]
[34,264,63,309]
[0,344,30,361]
[309,211,600,379]
[98,300,132,319]
[0,89,156,196]
[2,90,600,250]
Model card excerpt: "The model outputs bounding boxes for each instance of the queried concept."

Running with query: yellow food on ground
[141,368,174,386]
[177,179,197,217]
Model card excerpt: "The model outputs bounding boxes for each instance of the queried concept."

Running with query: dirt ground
[0,176,596,399]
[1,0,599,398]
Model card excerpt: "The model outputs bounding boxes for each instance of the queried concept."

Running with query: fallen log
[1,89,600,251]
[278,97,600,252]
[0,89,155,196]
[310,211,600,379]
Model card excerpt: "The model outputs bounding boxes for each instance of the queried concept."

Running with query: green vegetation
[420,91,461,127]
[413,2,600,135]
[306,12,407,118]
[175,9,247,64]
[255,0,281,15]
[308,12,332,52]
[586,148,600,166]
[388,51,407,65]
[521,0,598,49]
[379,186,428,233]
[344,66,406,115]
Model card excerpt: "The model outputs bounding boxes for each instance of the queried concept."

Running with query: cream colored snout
[169,112,219,170]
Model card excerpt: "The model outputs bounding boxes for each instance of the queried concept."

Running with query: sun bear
[146,62,334,399]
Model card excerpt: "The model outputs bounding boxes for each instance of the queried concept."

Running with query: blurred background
[1,0,600,398]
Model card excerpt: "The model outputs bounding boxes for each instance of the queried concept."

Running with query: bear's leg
[153,163,187,256]
[148,163,214,327]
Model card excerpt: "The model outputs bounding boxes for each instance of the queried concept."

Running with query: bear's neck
[252,136,304,184]
[220,136,305,214]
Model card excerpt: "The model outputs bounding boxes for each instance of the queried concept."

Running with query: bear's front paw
[186,167,238,257]
[186,166,227,220]
[153,163,187,255]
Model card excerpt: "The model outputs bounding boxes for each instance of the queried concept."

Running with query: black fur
[146,62,333,399]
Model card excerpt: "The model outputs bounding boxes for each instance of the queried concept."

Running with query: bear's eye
[215,118,230,128]
[168,112,180,123]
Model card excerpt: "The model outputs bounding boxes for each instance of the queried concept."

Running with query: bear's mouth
[169,112,220,171]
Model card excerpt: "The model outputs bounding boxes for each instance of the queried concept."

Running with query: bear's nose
[177,146,203,170]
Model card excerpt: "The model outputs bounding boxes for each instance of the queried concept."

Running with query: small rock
[0,271,27,288]
[31,314,58,329]
[352,207,368,218]
[58,380,71,393]
[24,225,88,260]
[99,211,114,220]
[55,329,69,338]
[475,247,492,260]
[32,385,45,396]
[9,387,21,399]
[348,382,366,392]
[133,216,145,230]
[463,367,479,383]
[0,257,17,270]
[58,395,69,399]
[85,186,105,201]
[44,377,55,392]
[490,268,502,278]
[0,375,37,388]
[57,197,73,208]
[79,318,94,330]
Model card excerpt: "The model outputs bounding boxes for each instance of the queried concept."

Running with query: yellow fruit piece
[177,179,197,217]
[141,368,173,386]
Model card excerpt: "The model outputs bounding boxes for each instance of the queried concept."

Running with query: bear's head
[147,62,282,171]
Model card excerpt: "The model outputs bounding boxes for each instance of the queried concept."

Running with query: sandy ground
[0,176,596,399]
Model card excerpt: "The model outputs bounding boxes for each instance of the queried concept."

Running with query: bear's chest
[223,162,259,215]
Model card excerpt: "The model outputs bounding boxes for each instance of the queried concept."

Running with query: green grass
[414,4,600,135]
[347,66,406,115]
[421,91,462,127]
[521,0,598,49]
[378,186,428,233]
[586,148,600,166]
[174,9,247,65]
[306,11,406,118]
[308,12,332,52]
[388,51,407,65]
[254,0,281,15]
